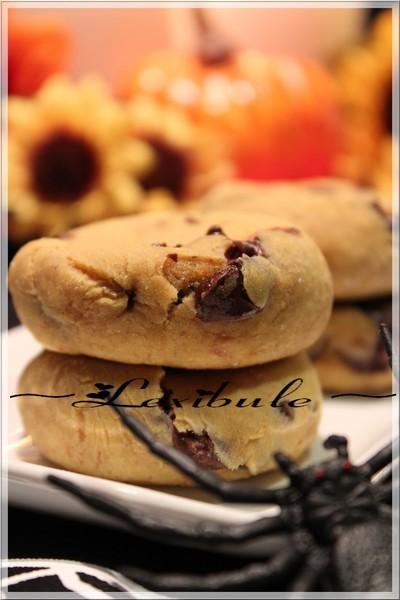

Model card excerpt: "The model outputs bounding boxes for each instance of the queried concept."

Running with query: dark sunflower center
[31,131,99,203]
[139,137,187,198]
[384,80,392,134]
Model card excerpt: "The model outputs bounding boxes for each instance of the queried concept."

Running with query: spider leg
[120,542,305,591]
[372,475,395,503]
[289,548,330,591]
[112,405,290,504]
[323,435,349,458]
[379,323,392,371]
[273,452,302,484]
[376,465,393,485]
[378,504,392,519]
[361,441,393,476]
[47,475,286,548]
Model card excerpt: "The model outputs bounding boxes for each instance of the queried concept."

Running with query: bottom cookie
[17,351,322,485]
[310,297,392,393]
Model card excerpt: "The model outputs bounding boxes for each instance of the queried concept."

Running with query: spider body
[47,324,395,592]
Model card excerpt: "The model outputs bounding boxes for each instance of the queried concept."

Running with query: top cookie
[200,178,392,300]
[9,210,333,369]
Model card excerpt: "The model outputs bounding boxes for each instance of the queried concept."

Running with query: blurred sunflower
[127,96,231,203]
[334,10,393,196]
[8,76,156,240]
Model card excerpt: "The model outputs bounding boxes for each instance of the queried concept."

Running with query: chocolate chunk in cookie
[337,343,388,372]
[195,262,259,321]
[172,428,223,469]
[225,238,265,260]
[279,401,295,420]
[206,225,226,236]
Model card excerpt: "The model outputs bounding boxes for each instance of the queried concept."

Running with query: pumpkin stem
[192,8,233,66]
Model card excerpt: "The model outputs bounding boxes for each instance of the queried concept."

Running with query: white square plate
[6,326,394,530]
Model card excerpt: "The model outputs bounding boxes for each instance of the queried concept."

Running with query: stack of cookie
[201,178,392,393]
[9,210,333,485]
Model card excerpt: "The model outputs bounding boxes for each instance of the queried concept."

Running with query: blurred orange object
[120,9,341,181]
[8,12,69,96]
[334,10,393,196]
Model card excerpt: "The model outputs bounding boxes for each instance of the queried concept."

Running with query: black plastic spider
[48,324,396,592]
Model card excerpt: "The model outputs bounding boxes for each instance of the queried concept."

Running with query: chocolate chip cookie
[310,298,392,392]
[9,210,333,369]
[18,351,322,485]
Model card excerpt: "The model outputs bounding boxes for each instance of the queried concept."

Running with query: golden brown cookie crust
[9,210,333,369]
[200,178,392,300]
[18,351,322,485]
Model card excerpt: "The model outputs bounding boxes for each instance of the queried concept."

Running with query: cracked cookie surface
[9,210,333,368]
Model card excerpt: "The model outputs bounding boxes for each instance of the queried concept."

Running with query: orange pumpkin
[8,12,69,96]
[120,9,341,181]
